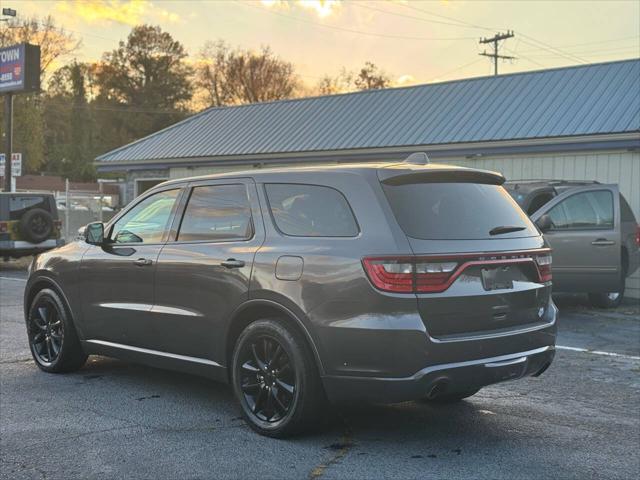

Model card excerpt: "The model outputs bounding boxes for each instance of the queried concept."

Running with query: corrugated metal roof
[96,59,640,164]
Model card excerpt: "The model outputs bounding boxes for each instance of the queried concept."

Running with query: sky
[8,0,640,87]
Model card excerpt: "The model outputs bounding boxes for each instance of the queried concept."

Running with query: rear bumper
[0,239,65,257]
[322,345,555,404]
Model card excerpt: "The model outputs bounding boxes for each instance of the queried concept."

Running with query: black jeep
[0,193,64,260]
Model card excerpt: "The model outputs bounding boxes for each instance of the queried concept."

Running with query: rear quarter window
[620,194,637,222]
[382,182,538,240]
[265,183,359,237]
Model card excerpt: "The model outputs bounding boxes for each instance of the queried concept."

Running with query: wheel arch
[225,299,325,380]
[24,275,82,338]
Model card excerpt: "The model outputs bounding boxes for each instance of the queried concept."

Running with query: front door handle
[221,258,245,269]
[133,258,153,266]
[591,239,615,246]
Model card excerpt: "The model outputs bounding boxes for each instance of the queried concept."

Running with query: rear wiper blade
[489,225,526,236]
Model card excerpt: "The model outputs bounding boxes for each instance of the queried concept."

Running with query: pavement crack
[308,419,354,479]
[0,357,32,365]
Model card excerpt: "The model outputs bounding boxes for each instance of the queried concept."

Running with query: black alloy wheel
[27,288,87,373]
[232,319,326,437]
[239,335,296,423]
[29,296,64,365]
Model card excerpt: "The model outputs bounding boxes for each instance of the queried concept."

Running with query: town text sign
[0,43,40,94]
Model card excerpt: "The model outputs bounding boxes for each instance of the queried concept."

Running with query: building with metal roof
[96,58,640,296]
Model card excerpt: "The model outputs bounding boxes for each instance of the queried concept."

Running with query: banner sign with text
[0,153,22,177]
[0,44,41,94]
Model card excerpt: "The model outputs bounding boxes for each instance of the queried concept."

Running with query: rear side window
[178,184,252,242]
[265,184,359,237]
[9,196,50,220]
[382,182,537,240]
[620,194,636,222]
[548,190,613,229]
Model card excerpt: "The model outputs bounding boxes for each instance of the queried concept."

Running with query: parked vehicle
[25,156,557,437]
[1,193,64,260]
[504,180,640,308]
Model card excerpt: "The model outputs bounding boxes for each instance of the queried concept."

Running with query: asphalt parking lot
[1,269,639,480]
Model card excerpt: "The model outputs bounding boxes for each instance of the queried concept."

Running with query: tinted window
[178,184,252,242]
[548,190,613,229]
[110,189,180,243]
[9,196,51,220]
[265,184,358,237]
[382,182,537,240]
[620,194,636,222]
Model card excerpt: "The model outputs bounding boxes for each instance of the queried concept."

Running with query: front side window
[548,190,613,229]
[110,189,180,244]
[265,184,359,237]
[177,184,252,242]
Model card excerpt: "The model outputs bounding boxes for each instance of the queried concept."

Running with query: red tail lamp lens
[362,258,413,292]
[535,254,553,282]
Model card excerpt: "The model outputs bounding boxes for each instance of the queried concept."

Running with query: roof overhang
[96,132,640,172]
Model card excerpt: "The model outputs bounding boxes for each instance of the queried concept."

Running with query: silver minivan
[505,181,640,308]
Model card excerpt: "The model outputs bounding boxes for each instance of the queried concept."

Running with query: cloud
[260,0,342,19]
[395,74,417,86]
[55,0,181,26]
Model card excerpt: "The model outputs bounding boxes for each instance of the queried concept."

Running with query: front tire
[231,319,325,438]
[26,288,87,373]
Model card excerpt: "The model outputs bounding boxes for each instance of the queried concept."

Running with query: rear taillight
[363,250,552,293]
[636,225,640,247]
[414,261,458,292]
[534,253,553,282]
[0,221,8,234]
[361,257,414,292]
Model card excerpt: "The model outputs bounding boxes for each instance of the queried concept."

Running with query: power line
[426,58,485,83]
[352,3,487,33]
[517,33,588,64]
[394,1,500,32]
[243,1,477,41]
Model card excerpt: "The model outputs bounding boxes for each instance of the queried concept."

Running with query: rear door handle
[133,258,153,266]
[591,239,615,246]
[221,259,245,269]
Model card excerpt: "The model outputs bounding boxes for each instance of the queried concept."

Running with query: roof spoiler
[379,167,505,186]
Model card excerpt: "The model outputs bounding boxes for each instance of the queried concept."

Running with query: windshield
[382,182,538,240]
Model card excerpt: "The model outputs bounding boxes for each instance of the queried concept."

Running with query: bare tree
[0,15,81,81]
[198,41,300,106]
[354,61,390,90]
[316,61,391,95]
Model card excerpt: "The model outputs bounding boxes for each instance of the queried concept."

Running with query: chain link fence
[55,190,117,242]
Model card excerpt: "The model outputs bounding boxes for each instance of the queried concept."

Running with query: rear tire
[19,208,53,244]
[588,276,625,309]
[26,288,87,373]
[231,318,326,438]
[422,388,480,403]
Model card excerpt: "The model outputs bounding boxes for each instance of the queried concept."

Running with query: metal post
[98,181,104,223]
[65,178,70,241]
[3,93,13,192]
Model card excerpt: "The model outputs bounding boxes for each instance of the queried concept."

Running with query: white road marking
[0,276,27,282]
[557,345,640,361]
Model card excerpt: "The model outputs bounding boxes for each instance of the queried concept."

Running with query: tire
[231,318,326,438]
[19,208,53,244]
[422,388,480,403]
[26,288,87,373]
[588,276,625,309]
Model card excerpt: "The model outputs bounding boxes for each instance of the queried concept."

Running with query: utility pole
[479,31,516,76]
[3,93,12,192]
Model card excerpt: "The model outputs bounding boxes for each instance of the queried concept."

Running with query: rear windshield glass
[382,182,538,240]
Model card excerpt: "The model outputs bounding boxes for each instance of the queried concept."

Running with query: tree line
[0,16,392,181]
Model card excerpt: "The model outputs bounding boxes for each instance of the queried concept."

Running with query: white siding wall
[170,150,640,299]
[438,150,640,299]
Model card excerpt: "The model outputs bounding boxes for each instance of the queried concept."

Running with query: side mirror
[85,222,105,245]
[536,214,552,233]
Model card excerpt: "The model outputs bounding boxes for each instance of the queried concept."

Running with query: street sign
[0,153,21,177]
[0,43,40,94]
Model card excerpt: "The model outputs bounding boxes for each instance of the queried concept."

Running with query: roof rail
[404,152,430,165]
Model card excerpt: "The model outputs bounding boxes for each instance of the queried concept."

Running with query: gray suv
[24,158,557,437]
[505,180,640,308]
